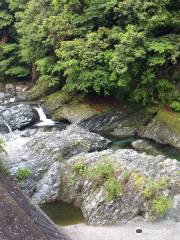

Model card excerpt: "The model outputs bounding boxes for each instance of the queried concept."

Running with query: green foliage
[142,177,169,200]
[72,159,123,202]
[0,161,10,177]
[152,196,172,217]
[87,160,114,182]
[170,101,180,112]
[104,177,123,202]
[16,167,32,181]
[72,162,87,176]
[0,138,5,153]
[0,0,179,105]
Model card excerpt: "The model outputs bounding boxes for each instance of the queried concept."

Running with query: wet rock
[20,129,37,137]
[111,127,138,138]
[2,126,110,204]
[0,92,11,103]
[5,83,16,96]
[131,139,162,156]
[79,113,123,132]
[0,104,39,132]
[60,149,180,225]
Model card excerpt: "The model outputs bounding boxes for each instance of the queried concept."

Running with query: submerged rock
[131,139,162,156]
[2,126,110,204]
[60,149,180,225]
[0,104,38,132]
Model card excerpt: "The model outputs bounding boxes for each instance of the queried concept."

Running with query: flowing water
[34,106,56,127]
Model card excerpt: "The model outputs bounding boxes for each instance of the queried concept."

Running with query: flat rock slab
[0,174,70,240]
[65,222,180,240]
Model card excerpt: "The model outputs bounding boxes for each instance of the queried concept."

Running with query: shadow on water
[101,132,180,161]
[41,201,85,226]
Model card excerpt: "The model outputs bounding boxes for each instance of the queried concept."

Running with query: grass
[71,159,123,202]
[16,168,32,182]
[152,196,172,217]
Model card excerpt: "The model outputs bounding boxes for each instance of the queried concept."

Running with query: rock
[111,126,138,138]
[5,83,16,96]
[79,112,124,132]
[166,195,180,222]
[20,129,37,137]
[60,149,180,225]
[2,126,110,204]
[0,104,39,132]
[0,92,11,103]
[131,139,162,156]
[79,108,154,134]
[142,110,180,150]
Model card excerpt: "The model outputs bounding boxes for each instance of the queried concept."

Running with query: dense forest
[0,0,179,108]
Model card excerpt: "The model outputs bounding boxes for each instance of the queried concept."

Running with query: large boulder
[60,149,180,225]
[142,109,180,150]
[0,104,38,132]
[1,126,110,204]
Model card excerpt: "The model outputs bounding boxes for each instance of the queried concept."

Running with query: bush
[16,168,32,181]
[152,196,172,217]
[170,101,180,112]
[87,160,114,182]
[104,177,123,202]
[0,161,10,178]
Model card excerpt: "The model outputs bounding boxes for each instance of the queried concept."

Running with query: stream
[0,99,179,239]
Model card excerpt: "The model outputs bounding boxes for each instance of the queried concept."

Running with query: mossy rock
[143,108,180,149]
[43,90,73,114]
[157,109,180,134]
[28,81,56,100]
[52,95,116,122]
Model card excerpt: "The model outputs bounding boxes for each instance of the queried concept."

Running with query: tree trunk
[31,63,38,82]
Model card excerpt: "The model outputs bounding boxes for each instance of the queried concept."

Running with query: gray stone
[0,104,39,132]
[2,126,110,204]
[142,116,180,150]
[131,139,162,156]
[5,83,16,96]
[60,149,180,225]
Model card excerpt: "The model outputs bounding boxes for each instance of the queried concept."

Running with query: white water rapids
[34,106,55,127]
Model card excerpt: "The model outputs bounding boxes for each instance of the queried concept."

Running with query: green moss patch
[157,108,180,134]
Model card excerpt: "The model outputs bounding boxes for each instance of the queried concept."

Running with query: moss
[104,177,123,202]
[44,91,72,114]
[142,177,169,200]
[157,108,180,134]
[0,161,11,178]
[131,172,147,190]
[29,81,55,100]
[16,168,32,182]
[71,159,123,202]
[52,101,102,121]
[152,196,172,217]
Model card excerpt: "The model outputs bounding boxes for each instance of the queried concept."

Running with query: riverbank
[64,221,180,240]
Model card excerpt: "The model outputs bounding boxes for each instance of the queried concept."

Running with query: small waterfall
[34,106,55,126]
[3,120,12,133]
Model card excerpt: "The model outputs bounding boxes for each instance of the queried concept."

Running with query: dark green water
[102,133,180,161]
[41,201,85,226]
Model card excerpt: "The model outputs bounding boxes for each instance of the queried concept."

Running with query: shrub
[0,161,10,178]
[142,177,169,200]
[87,160,114,182]
[152,196,172,217]
[16,168,32,181]
[104,177,123,202]
[170,101,180,112]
